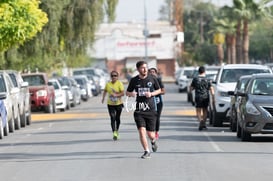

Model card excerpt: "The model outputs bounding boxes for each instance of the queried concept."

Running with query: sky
[115,0,233,22]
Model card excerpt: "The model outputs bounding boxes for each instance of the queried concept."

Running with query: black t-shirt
[191,75,211,99]
[127,75,160,112]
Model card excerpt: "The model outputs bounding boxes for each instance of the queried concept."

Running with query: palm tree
[211,17,237,65]
[233,0,272,64]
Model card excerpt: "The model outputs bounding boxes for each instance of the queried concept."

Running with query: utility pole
[174,0,184,65]
[143,0,149,61]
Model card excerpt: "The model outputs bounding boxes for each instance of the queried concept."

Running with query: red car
[22,73,56,113]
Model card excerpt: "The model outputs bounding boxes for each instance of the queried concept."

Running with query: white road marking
[203,132,224,152]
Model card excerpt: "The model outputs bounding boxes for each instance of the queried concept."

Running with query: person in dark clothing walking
[126,61,161,159]
[190,66,214,130]
[149,68,165,139]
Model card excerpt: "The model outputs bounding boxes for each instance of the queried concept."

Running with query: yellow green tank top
[104,80,124,105]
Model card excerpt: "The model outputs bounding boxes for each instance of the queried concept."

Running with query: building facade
[88,21,178,80]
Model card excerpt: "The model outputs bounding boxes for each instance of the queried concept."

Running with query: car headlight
[36,90,47,97]
[246,102,260,115]
[218,91,229,97]
[55,92,62,98]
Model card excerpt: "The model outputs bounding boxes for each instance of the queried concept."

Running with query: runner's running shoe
[151,140,158,152]
[113,131,118,140]
[141,151,151,159]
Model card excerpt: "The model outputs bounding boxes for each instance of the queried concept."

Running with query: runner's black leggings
[107,104,123,132]
[156,102,163,132]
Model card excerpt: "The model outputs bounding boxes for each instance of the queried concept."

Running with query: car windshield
[22,75,45,86]
[220,69,271,83]
[251,78,273,95]
[49,81,60,90]
[183,70,194,77]
[0,75,6,92]
[8,73,18,87]
[236,78,250,92]
[75,78,85,85]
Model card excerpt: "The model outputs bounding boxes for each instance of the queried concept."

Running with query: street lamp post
[143,0,149,61]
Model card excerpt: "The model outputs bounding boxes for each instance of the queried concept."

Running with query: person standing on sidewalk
[149,68,165,139]
[126,61,162,159]
[101,71,124,140]
[190,66,214,130]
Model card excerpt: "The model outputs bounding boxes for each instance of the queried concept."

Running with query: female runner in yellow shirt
[101,71,124,140]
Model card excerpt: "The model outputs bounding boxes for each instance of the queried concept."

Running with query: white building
[88,21,178,79]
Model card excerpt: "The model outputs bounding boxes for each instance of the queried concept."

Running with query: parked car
[56,76,81,107]
[73,75,92,101]
[210,64,272,127]
[227,75,252,132]
[48,78,69,112]
[22,72,56,113]
[7,70,31,127]
[237,73,273,141]
[72,67,102,94]
[0,100,8,139]
[0,71,21,134]
[177,66,195,92]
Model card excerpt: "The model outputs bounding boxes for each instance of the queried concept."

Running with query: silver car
[237,74,273,141]
[7,70,31,127]
[0,71,20,138]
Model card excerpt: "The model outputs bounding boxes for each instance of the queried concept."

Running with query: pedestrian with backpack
[190,66,215,130]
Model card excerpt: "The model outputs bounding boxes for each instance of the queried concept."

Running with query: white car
[48,78,69,112]
[210,64,272,127]
[73,75,92,101]
[7,70,31,127]
[177,67,195,92]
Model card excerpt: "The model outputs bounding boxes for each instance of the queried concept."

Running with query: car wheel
[45,98,54,113]
[241,127,251,141]
[71,96,76,107]
[20,109,27,127]
[212,110,223,127]
[237,121,241,138]
[8,112,15,133]
[4,120,9,136]
[187,93,190,102]
[208,106,213,125]
[26,114,32,125]
[53,99,57,113]
[231,116,237,132]
[0,117,4,139]
[66,98,70,110]
[15,111,21,130]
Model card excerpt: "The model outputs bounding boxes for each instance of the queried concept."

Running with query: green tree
[233,0,272,64]
[0,0,48,52]
[3,0,118,72]
[104,0,118,23]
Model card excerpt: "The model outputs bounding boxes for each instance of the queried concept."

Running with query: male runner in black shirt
[126,61,161,159]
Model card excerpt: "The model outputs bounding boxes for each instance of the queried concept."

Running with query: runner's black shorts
[134,111,157,131]
[195,97,209,108]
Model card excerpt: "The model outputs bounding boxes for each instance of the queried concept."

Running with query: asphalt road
[1,83,273,181]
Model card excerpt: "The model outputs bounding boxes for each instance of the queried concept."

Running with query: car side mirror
[237,91,246,97]
[0,93,7,100]
[228,91,234,96]
[62,85,69,90]
[21,81,29,88]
